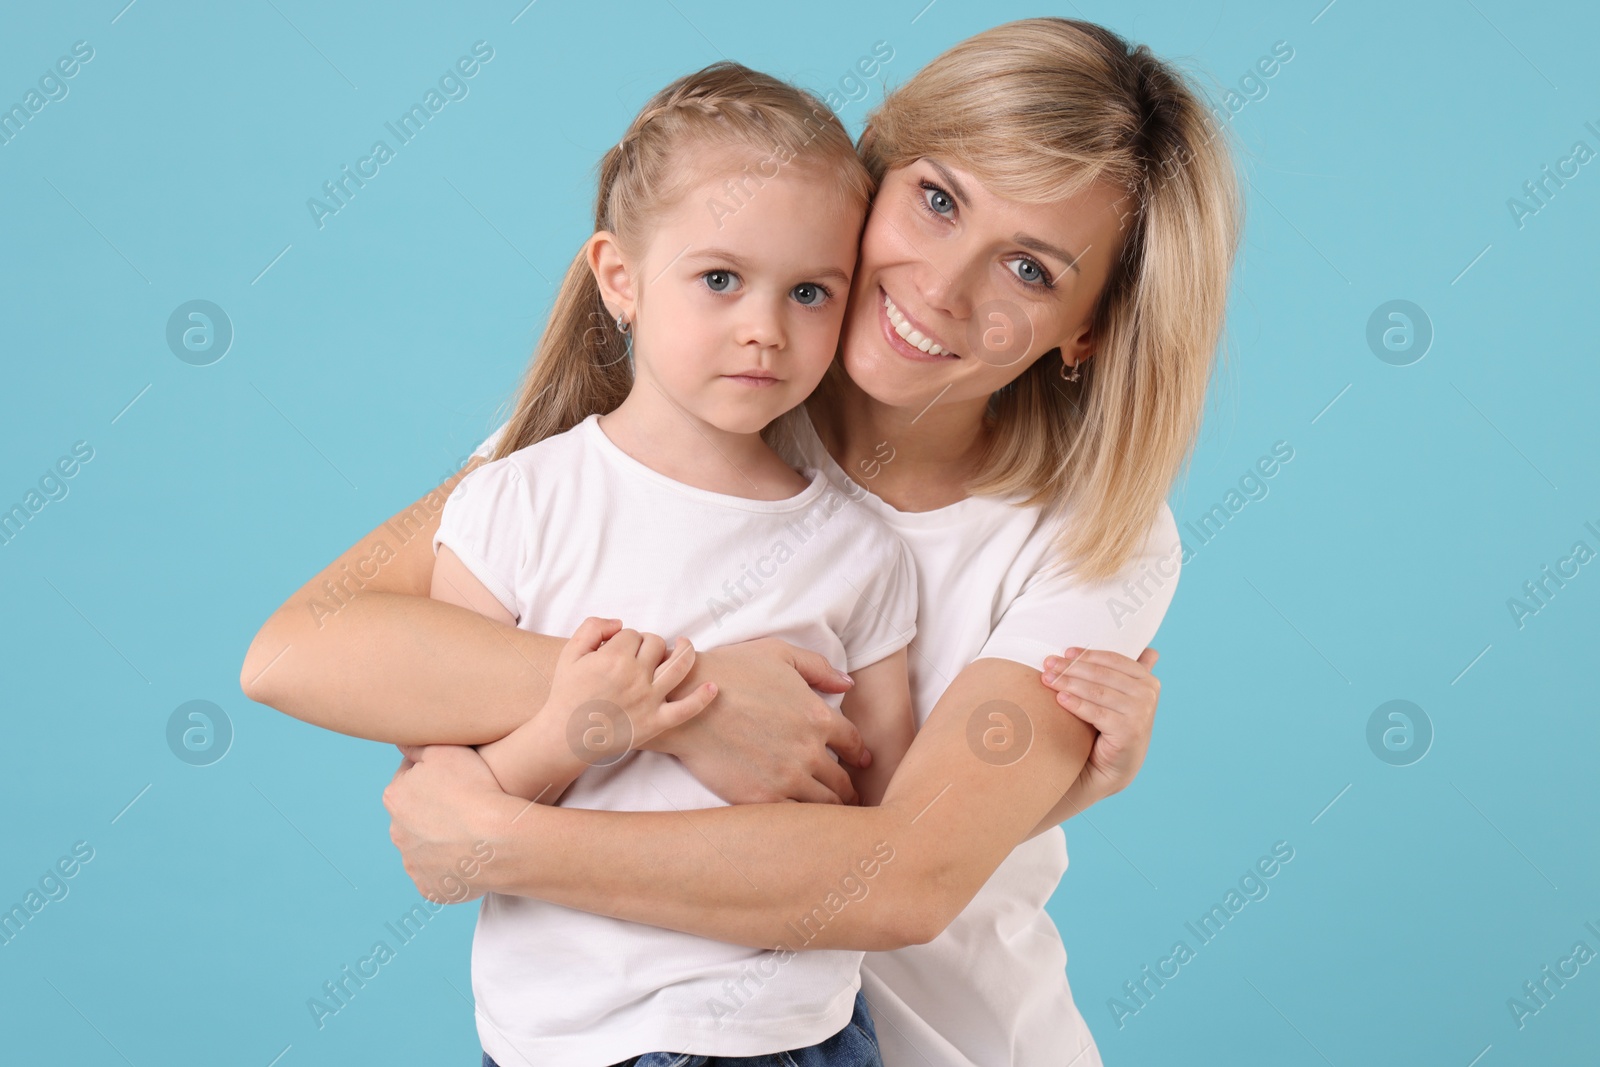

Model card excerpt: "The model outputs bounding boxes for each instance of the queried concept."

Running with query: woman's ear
[585,231,635,322]
[1061,320,1095,370]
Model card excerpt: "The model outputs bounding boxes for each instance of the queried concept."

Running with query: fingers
[1138,647,1160,669]
[567,617,622,659]
[1052,688,1123,732]
[651,637,697,693]
[821,706,870,769]
[636,632,667,668]
[807,756,859,806]
[657,681,718,731]
[606,627,644,657]
[1042,652,1151,702]
[784,643,854,694]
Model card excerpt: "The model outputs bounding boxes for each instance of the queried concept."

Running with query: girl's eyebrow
[924,157,1083,275]
[683,247,851,285]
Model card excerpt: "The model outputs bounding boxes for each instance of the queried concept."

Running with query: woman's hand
[383,743,520,905]
[643,637,867,806]
[1040,647,1161,813]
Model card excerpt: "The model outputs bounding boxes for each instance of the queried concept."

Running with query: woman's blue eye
[1009,258,1051,287]
[703,270,739,292]
[791,282,828,306]
[922,184,955,215]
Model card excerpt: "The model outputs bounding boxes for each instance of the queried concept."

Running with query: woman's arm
[384,655,1095,952]
[239,459,565,744]
[238,461,868,802]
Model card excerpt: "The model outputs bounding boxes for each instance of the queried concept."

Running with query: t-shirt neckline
[795,406,999,528]
[582,413,831,514]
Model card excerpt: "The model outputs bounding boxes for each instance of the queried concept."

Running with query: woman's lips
[878,287,958,363]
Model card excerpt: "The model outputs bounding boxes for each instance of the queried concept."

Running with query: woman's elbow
[239,616,288,705]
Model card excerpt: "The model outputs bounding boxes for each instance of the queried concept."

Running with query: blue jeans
[481,987,881,1067]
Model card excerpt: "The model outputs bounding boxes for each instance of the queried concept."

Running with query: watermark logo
[166,699,233,766]
[564,699,632,768]
[1366,300,1432,366]
[965,699,1034,766]
[966,299,1035,368]
[1365,699,1432,767]
[166,300,233,366]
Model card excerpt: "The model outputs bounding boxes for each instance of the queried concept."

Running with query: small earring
[615,313,630,335]
[1061,359,1081,383]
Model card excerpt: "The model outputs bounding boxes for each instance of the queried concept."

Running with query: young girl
[428,63,913,1067]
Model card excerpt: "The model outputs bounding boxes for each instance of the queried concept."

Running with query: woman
[242,17,1238,1067]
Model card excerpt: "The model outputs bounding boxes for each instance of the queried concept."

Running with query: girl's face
[595,153,865,437]
[836,157,1132,414]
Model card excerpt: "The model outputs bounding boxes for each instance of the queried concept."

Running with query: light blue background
[2,1,1596,1063]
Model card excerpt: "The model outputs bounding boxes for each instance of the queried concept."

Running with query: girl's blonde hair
[856,18,1243,583]
[487,61,874,460]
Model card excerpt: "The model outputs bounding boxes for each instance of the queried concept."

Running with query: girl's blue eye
[1009,258,1052,287]
[791,282,828,306]
[703,270,740,292]
[922,183,955,215]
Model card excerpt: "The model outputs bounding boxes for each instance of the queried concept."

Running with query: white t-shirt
[783,413,1181,1067]
[440,413,917,1067]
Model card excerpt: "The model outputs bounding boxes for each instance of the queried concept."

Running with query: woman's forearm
[245,588,563,744]
[452,657,1090,953]
[473,788,928,952]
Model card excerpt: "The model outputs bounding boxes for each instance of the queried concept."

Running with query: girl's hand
[546,617,718,760]
[644,637,866,806]
[1040,647,1161,813]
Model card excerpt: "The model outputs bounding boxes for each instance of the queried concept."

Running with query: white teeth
[882,292,953,357]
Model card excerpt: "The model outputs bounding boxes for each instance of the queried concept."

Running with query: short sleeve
[978,502,1182,671]
[838,534,918,671]
[432,457,529,623]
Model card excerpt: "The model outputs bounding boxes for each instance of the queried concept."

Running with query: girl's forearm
[242,587,563,745]
[477,706,589,803]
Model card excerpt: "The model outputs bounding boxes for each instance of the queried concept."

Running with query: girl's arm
[385,654,1096,952]
[238,462,867,805]
[431,544,716,803]
[837,647,915,808]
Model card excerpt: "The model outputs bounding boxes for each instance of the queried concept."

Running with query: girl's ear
[585,231,635,321]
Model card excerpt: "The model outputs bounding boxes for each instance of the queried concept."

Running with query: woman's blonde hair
[857,17,1243,583]
[487,61,874,459]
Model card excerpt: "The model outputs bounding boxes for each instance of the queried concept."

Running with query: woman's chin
[840,343,946,411]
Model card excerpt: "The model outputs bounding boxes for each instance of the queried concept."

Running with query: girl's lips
[723,374,780,387]
[878,287,958,363]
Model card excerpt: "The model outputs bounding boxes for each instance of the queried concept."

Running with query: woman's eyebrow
[1013,234,1084,275]
[925,158,1083,275]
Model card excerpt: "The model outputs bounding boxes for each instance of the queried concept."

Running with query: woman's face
[837,156,1132,413]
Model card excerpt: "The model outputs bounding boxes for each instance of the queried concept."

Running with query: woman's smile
[878,286,960,363]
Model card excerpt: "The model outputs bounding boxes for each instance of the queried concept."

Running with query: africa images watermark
[1108,840,1296,1029]
[703,839,897,1028]
[306,41,495,229]
[704,41,894,230]
[306,839,495,1030]
[302,474,465,628]
[1105,441,1295,629]
[1505,516,1600,630]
